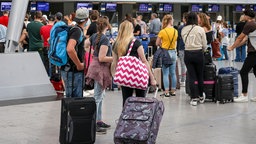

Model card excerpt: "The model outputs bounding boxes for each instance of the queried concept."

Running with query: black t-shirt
[86,22,97,37]
[236,21,246,35]
[125,39,142,58]
[206,31,214,45]
[62,25,85,72]
[90,33,112,57]
[134,24,141,36]
[113,39,142,59]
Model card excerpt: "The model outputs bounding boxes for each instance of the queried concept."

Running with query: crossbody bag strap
[185,25,195,43]
[164,28,176,49]
[126,38,136,56]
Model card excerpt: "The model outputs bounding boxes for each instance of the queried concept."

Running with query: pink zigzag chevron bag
[114,39,149,90]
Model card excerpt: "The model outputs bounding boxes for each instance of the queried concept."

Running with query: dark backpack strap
[185,25,195,43]
[164,28,176,49]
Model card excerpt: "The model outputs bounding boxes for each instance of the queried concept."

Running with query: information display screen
[139,3,152,12]
[30,2,37,12]
[208,4,220,12]
[191,4,203,12]
[100,3,106,12]
[77,3,92,11]
[1,2,11,11]
[163,4,173,12]
[251,5,256,11]
[37,2,49,12]
[106,3,117,12]
[235,5,245,12]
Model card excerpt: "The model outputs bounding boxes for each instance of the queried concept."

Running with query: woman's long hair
[162,14,173,29]
[94,17,111,48]
[198,13,211,31]
[114,20,134,57]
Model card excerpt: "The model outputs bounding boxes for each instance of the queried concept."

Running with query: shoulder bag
[113,39,149,90]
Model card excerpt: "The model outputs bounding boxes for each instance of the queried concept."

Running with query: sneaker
[160,93,170,97]
[96,126,107,134]
[180,82,185,87]
[88,89,94,95]
[199,93,206,104]
[170,91,176,96]
[250,97,256,102]
[190,99,198,106]
[97,121,111,129]
[234,95,248,103]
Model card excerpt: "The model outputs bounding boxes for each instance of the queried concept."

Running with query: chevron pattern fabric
[114,39,149,90]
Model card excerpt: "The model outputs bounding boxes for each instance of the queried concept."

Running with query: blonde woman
[156,14,178,97]
[112,20,156,106]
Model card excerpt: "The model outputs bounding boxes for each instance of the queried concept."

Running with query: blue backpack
[48,21,83,66]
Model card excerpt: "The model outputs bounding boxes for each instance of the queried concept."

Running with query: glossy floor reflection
[0,61,256,144]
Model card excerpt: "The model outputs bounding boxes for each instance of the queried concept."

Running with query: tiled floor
[0,60,256,144]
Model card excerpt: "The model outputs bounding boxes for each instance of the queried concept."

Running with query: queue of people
[1,6,256,136]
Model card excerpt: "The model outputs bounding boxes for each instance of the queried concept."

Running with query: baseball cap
[55,12,63,21]
[42,15,48,20]
[74,7,89,23]
[243,8,255,18]
[217,15,222,21]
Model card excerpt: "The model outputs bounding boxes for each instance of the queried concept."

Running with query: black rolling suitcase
[215,74,234,104]
[186,63,216,101]
[203,63,216,100]
[59,97,96,144]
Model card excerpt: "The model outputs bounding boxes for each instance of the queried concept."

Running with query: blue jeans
[179,50,186,82]
[162,50,177,90]
[222,45,229,60]
[235,44,246,62]
[94,80,105,121]
[61,71,83,97]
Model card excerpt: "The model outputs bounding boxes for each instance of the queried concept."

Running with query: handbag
[84,45,94,91]
[113,39,149,90]
[211,39,221,58]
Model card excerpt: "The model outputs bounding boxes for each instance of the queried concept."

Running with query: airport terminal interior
[0,0,256,143]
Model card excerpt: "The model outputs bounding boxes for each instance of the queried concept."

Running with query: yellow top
[158,27,178,50]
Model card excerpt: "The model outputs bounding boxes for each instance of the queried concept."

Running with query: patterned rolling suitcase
[114,88,164,144]
[59,97,96,144]
[215,74,234,104]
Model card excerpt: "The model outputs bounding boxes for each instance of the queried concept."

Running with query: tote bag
[114,39,149,90]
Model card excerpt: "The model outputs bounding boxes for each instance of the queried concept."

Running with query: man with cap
[228,8,256,102]
[61,8,88,98]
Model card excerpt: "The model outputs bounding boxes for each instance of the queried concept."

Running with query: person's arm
[84,38,91,52]
[155,36,161,47]
[228,33,247,51]
[143,23,147,34]
[137,46,156,86]
[111,51,118,76]
[98,45,113,63]
[66,39,84,70]
[201,30,208,50]
[19,29,27,43]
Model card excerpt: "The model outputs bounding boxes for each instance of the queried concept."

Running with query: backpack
[249,29,256,49]
[48,21,83,66]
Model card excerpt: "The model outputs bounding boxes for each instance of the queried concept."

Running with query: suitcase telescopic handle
[147,86,159,98]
